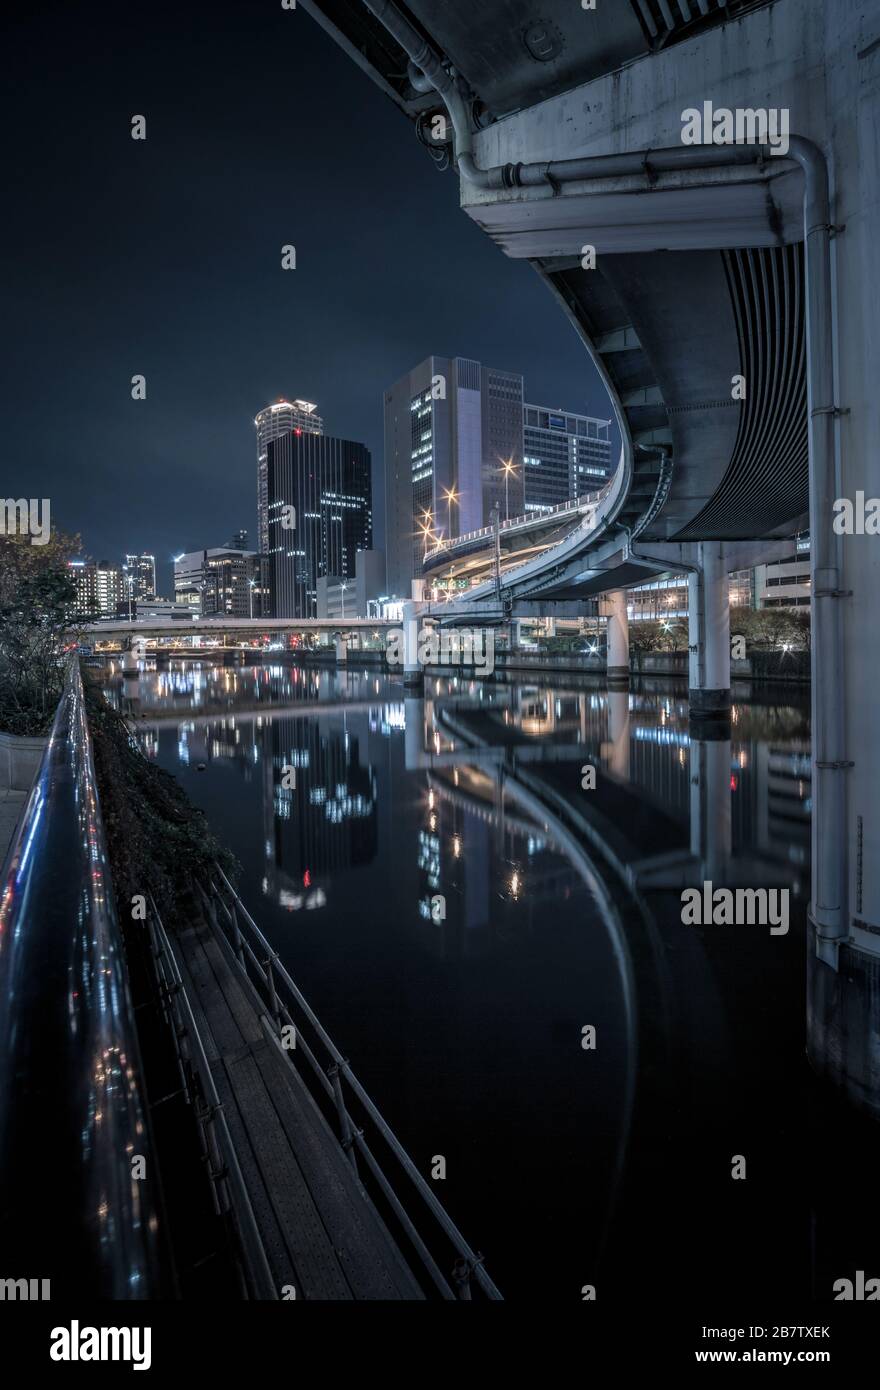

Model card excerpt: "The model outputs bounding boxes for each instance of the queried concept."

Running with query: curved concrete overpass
[302,0,809,616]
[299,0,880,1119]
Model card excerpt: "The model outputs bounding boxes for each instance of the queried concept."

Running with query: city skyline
[2,0,875,1337]
[4,3,613,602]
[65,358,618,604]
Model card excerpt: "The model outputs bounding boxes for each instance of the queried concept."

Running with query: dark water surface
[103,658,879,1302]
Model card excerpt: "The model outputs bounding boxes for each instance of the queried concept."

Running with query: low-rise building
[173,547,269,617]
[316,550,385,619]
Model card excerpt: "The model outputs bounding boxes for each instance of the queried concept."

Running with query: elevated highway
[421,490,601,591]
[84,617,398,642]
[300,0,880,1116]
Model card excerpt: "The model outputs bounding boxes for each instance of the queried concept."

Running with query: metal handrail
[0,659,163,1297]
[423,487,604,560]
[197,866,503,1301]
[146,895,278,1300]
[444,464,625,606]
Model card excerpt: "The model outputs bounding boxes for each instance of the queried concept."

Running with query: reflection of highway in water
[99,658,879,1301]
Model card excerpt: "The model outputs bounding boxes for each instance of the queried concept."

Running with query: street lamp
[499,457,518,521]
[248,576,257,619]
[340,581,348,619]
[441,486,459,542]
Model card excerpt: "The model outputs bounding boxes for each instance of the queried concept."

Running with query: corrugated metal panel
[632,0,776,48]
[675,243,808,539]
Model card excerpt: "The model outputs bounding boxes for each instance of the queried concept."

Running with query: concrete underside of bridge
[457,0,880,1114]
[306,0,880,1116]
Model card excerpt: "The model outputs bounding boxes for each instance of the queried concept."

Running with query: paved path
[174,917,425,1300]
[0,789,28,866]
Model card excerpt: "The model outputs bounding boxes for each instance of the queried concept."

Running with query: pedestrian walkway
[174,915,426,1300]
[0,788,28,866]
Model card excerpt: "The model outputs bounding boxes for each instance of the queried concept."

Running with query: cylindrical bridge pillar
[401,601,423,689]
[604,590,629,686]
[121,635,146,673]
[604,689,631,779]
[689,735,732,879]
[688,544,731,721]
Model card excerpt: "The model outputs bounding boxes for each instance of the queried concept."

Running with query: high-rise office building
[384,357,524,599]
[522,405,613,512]
[123,552,156,599]
[267,432,372,618]
[254,399,323,554]
[225,529,248,551]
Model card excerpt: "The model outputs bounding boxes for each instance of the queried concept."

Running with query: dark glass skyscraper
[254,398,324,554]
[267,432,372,618]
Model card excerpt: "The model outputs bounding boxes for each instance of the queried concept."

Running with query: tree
[0,530,80,735]
[629,619,689,653]
[729,604,810,651]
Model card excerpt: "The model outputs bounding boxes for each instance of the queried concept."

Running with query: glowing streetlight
[418,520,438,560]
[499,457,518,521]
[441,486,459,541]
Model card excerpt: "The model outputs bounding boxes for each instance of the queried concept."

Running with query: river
[100,656,879,1302]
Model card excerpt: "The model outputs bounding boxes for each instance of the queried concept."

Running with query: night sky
[3,0,611,596]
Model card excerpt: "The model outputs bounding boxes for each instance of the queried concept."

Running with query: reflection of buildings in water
[417,769,579,959]
[173,717,260,774]
[369,703,406,737]
[514,687,585,740]
[433,683,811,888]
[503,684,617,747]
[106,660,372,722]
[260,715,378,909]
[137,729,159,760]
[735,742,811,868]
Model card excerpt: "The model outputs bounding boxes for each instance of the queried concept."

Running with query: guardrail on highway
[423,488,603,562]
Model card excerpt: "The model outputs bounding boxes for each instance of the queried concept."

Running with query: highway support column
[604,590,629,686]
[688,544,730,724]
[401,601,423,690]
